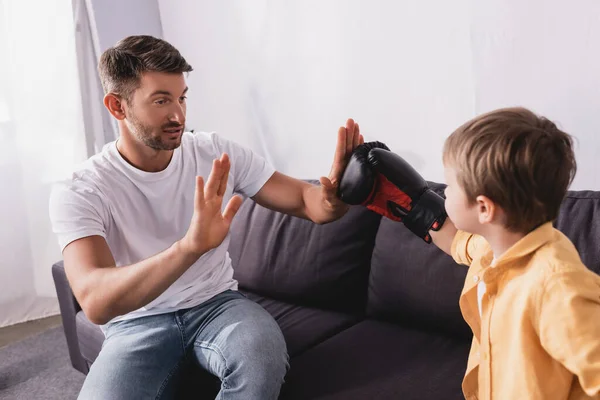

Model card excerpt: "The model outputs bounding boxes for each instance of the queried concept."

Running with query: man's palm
[183,154,242,256]
[320,118,364,210]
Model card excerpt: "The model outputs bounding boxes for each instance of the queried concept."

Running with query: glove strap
[402,190,447,243]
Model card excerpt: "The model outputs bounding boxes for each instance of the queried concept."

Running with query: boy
[339,107,600,399]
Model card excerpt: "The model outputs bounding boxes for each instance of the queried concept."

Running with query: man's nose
[168,104,185,124]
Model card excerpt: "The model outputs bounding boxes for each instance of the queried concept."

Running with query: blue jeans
[78,290,289,400]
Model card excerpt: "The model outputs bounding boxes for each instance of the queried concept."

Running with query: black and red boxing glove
[338,141,446,243]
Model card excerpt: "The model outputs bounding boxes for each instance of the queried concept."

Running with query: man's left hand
[319,118,364,218]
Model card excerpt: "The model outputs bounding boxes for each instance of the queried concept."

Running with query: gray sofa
[52,182,600,399]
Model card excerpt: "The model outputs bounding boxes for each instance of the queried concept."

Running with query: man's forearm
[81,240,201,324]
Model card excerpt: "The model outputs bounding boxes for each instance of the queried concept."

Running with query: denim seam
[155,357,184,399]
[175,313,188,356]
[154,314,188,399]
[194,340,231,389]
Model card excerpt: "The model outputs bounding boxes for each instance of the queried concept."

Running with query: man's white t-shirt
[49,131,275,328]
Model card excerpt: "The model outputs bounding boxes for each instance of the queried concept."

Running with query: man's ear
[104,93,126,120]
[475,195,496,225]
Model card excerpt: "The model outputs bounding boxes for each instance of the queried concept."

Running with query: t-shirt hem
[238,167,276,198]
[59,230,106,252]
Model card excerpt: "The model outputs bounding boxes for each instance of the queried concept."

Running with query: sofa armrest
[52,260,89,374]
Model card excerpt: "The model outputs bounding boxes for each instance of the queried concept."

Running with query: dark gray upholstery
[52,183,600,399]
[554,190,600,274]
[52,262,89,374]
[281,320,470,400]
[229,201,381,314]
[75,312,104,365]
[241,291,362,357]
[368,217,471,339]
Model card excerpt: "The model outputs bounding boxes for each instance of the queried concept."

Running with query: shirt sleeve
[537,268,600,395]
[211,133,275,198]
[49,181,107,252]
[451,230,488,266]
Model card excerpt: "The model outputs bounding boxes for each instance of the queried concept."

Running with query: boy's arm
[429,217,458,256]
[338,141,466,252]
[537,269,600,395]
[337,141,486,264]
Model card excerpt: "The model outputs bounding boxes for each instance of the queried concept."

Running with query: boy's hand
[181,154,243,256]
[319,119,364,217]
[338,142,447,243]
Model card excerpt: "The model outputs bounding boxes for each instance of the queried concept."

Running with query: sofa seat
[281,319,470,400]
[73,289,362,370]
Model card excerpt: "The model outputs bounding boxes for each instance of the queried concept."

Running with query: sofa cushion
[229,199,381,314]
[554,190,600,274]
[280,319,470,400]
[240,290,362,356]
[367,183,472,339]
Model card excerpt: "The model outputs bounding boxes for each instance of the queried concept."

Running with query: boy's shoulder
[529,227,599,293]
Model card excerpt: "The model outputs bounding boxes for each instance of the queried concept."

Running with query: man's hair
[443,107,577,233]
[98,35,193,102]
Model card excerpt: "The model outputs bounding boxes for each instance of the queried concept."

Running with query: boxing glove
[338,141,446,243]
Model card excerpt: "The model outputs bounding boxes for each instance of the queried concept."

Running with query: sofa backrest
[228,198,382,314]
[229,180,600,331]
[366,185,600,339]
[367,183,472,339]
[554,190,600,274]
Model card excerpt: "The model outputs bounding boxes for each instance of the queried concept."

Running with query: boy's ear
[475,195,496,225]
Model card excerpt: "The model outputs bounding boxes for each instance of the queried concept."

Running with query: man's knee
[228,307,289,378]
[79,317,185,399]
[245,321,288,373]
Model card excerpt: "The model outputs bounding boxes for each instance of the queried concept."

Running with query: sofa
[52,182,600,399]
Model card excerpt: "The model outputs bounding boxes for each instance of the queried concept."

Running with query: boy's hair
[443,107,577,233]
[98,35,193,103]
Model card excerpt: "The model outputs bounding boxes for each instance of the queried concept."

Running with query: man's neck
[482,227,526,261]
[116,133,173,173]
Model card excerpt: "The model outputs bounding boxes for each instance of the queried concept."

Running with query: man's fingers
[205,158,223,198]
[359,133,364,145]
[217,153,231,197]
[223,195,243,223]
[345,118,355,155]
[194,176,205,211]
[334,126,347,166]
[353,123,361,149]
[320,176,332,187]
[320,176,337,197]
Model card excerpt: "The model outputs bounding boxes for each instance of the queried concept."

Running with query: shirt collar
[493,222,554,267]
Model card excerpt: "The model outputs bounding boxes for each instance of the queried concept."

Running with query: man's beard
[126,110,184,151]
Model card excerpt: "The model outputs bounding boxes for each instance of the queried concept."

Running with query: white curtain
[72,0,119,156]
[0,0,88,327]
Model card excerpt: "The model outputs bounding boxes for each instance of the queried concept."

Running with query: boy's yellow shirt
[451,222,600,400]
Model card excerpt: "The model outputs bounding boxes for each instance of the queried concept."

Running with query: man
[49,35,363,399]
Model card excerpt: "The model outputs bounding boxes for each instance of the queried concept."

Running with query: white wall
[159,0,600,190]
[90,0,163,52]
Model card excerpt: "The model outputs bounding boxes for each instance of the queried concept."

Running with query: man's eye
[179,96,187,102]
[155,99,167,105]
